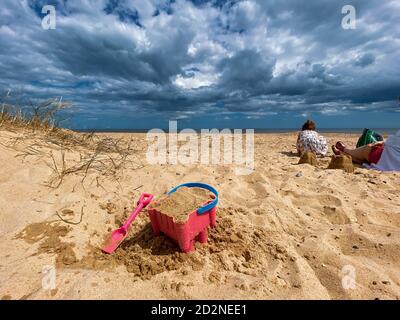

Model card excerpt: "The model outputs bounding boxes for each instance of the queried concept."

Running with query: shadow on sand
[280,151,299,158]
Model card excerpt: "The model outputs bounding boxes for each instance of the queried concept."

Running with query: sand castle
[327,154,354,173]
[298,151,318,166]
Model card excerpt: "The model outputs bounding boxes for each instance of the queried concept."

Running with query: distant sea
[75,128,398,135]
[257,128,398,134]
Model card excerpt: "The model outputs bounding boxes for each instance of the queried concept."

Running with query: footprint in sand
[365,208,400,228]
[243,172,270,202]
[283,190,351,225]
[323,206,350,225]
[334,231,400,265]
[248,213,267,227]
[284,190,343,208]
[250,183,269,199]
[360,199,400,228]
[316,194,343,207]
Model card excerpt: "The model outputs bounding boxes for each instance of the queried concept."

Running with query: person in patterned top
[296,120,328,156]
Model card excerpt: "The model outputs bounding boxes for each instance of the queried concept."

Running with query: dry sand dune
[0,129,399,300]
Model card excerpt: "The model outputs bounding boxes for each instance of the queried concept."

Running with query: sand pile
[328,155,354,173]
[298,152,318,166]
[98,208,291,281]
[14,209,288,283]
[149,187,214,223]
[112,210,284,282]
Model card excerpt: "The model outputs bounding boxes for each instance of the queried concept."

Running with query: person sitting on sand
[296,120,328,156]
[332,141,384,165]
[332,130,400,171]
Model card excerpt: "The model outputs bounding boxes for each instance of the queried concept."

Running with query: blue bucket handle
[167,182,219,215]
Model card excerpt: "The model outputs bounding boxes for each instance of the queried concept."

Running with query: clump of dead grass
[1,94,71,132]
[0,93,146,189]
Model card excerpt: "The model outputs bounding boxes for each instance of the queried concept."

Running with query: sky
[0,0,399,130]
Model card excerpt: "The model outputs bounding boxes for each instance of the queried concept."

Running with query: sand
[149,187,215,223]
[0,128,400,300]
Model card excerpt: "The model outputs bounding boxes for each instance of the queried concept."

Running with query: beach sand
[0,128,399,300]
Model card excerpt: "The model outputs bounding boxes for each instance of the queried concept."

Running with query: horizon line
[71,127,398,133]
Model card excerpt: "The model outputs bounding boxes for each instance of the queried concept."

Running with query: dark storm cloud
[217,50,275,91]
[0,0,399,126]
[353,53,375,67]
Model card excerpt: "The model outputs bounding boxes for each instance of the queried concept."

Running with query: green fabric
[356,129,382,148]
